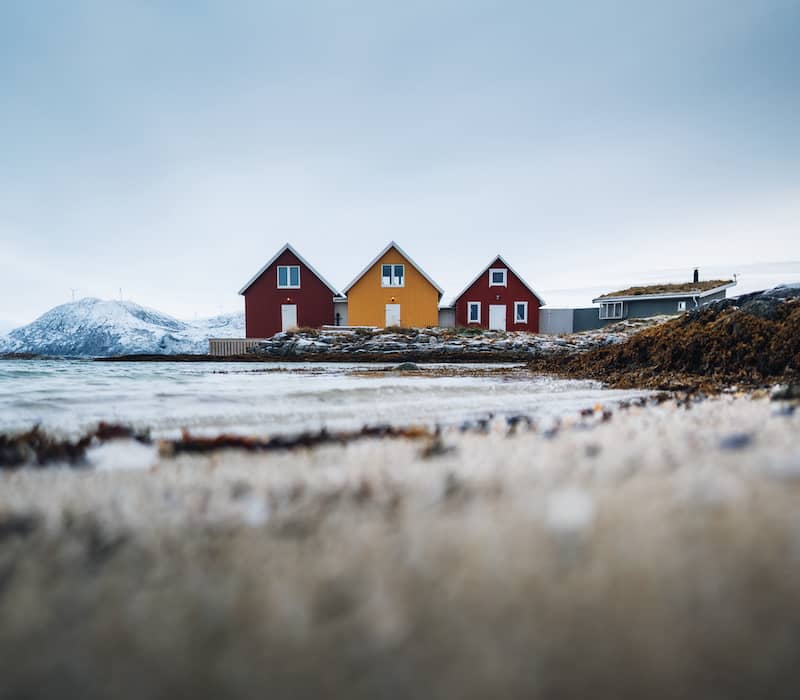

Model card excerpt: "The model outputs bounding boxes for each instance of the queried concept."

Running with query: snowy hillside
[0,298,244,357]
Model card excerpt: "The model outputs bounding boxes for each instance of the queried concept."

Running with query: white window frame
[488,268,507,287]
[514,301,528,324]
[381,263,405,288]
[677,300,687,311]
[599,301,624,320]
[467,301,481,324]
[277,265,300,289]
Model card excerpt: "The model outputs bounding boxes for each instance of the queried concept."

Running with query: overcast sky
[2,0,798,324]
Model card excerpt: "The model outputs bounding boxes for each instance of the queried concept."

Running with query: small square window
[467,302,481,323]
[277,265,300,289]
[489,268,507,287]
[677,301,687,312]
[381,264,405,287]
[514,301,528,323]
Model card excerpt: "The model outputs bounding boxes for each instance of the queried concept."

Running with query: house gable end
[238,243,339,297]
[344,243,441,327]
[342,241,443,299]
[451,255,545,307]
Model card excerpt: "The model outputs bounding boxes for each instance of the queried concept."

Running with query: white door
[489,304,506,331]
[385,304,401,327]
[281,304,297,331]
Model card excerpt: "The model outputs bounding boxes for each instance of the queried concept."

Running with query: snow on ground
[252,317,665,359]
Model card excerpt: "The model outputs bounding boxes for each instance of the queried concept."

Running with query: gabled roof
[238,243,339,296]
[448,254,546,307]
[592,279,736,303]
[341,241,444,299]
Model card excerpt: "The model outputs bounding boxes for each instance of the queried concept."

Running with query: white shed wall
[333,299,348,327]
[539,308,574,335]
[438,307,455,328]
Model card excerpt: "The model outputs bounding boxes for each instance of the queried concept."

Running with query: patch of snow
[88,440,158,471]
[241,495,271,527]
[545,488,595,533]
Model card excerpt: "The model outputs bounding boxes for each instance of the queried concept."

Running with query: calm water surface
[0,360,646,438]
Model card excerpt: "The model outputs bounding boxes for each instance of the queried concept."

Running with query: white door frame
[489,304,506,331]
[281,304,298,331]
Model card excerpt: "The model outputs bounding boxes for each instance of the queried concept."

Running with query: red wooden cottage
[451,255,544,332]
[238,243,339,337]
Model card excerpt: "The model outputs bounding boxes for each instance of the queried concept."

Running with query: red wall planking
[453,257,541,332]
[242,249,335,338]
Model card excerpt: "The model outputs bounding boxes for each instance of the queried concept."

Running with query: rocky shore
[101,316,663,363]
[533,285,800,392]
[248,324,630,360]
[101,285,799,375]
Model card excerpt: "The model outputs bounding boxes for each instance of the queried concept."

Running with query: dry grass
[598,279,733,299]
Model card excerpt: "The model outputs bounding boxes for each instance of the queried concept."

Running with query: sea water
[0,360,646,438]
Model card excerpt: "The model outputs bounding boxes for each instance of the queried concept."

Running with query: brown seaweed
[159,424,433,457]
[0,423,151,470]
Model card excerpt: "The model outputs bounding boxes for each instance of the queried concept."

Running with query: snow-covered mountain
[0,298,245,357]
[0,320,18,335]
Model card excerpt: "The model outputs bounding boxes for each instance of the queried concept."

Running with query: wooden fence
[208,338,265,357]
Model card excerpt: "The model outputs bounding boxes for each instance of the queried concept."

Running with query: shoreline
[1,393,799,698]
[5,349,791,394]
[94,350,546,363]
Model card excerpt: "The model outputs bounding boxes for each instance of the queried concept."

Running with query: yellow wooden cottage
[342,241,443,328]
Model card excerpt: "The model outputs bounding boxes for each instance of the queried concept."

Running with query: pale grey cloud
[1,0,798,323]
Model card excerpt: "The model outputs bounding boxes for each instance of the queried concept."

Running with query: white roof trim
[449,254,546,307]
[341,241,444,298]
[238,243,339,296]
[698,281,737,297]
[592,280,736,304]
